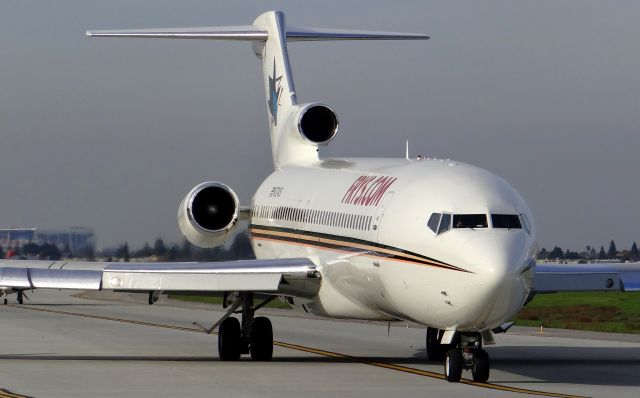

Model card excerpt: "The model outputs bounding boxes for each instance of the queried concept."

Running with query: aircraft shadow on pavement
[0,354,427,365]
[0,355,218,362]
[11,303,112,307]
[2,345,637,387]
[478,346,640,387]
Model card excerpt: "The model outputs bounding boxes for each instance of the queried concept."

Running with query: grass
[515,291,640,334]
[169,293,292,309]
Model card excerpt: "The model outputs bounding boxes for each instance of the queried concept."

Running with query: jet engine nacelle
[177,182,239,248]
[288,103,339,146]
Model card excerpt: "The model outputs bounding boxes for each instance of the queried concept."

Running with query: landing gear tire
[444,348,463,383]
[426,327,447,361]
[471,349,490,383]
[218,317,242,361]
[3,298,7,305]
[250,316,273,361]
[17,291,23,305]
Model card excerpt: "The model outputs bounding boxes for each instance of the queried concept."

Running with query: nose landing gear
[428,329,491,383]
[470,348,490,382]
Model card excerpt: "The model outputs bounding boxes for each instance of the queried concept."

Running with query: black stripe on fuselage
[249,224,472,273]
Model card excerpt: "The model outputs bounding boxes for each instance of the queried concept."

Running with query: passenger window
[491,214,521,229]
[453,214,487,229]
[427,213,441,233]
[438,214,451,233]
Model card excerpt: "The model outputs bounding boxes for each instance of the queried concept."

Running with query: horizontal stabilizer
[87,26,429,42]
[87,25,267,40]
[285,26,429,41]
[86,11,429,168]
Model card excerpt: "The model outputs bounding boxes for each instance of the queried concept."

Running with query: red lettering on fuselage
[341,175,397,206]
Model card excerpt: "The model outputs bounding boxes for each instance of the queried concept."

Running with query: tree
[22,242,40,257]
[62,243,73,259]
[608,240,617,259]
[538,248,548,259]
[167,245,180,261]
[39,243,61,261]
[134,242,153,258]
[631,242,639,259]
[565,250,579,260]
[77,246,95,261]
[549,246,564,260]
[180,239,192,260]
[116,243,130,262]
[227,231,255,260]
[154,238,167,257]
[599,246,606,260]
[589,247,597,259]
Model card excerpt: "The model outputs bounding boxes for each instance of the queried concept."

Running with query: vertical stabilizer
[252,12,313,169]
[87,11,429,169]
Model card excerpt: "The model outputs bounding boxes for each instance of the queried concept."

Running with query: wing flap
[0,258,320,297]
[0,267,102,290]
[102,270,281,291]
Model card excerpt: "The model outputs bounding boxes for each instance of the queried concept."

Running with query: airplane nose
[463,232,526,277]
[460,232,530,328]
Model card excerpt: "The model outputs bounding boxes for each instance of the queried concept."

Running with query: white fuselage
[249,157,537,332]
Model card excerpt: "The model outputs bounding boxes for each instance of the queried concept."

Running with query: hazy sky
[0,1,638,251]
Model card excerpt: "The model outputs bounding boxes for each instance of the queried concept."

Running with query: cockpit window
[427,213,441,233]
[491,214,522,229]
[519,213,531,234]
[438,214,452,233]
[453,214,487,229]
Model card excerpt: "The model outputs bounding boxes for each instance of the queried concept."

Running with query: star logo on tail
[268,59,283,126]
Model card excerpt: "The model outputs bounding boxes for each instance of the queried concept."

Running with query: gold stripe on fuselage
[249,225,471,273]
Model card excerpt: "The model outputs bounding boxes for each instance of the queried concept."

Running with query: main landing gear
[1,290,26,305]
[426,327,490,383]
[196,292,274,361]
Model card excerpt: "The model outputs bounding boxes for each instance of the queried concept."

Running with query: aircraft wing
[533,262,640,292]
[0,258,321,298]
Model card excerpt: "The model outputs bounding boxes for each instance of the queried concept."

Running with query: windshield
[491,214,522,229]
[453,214,488,229]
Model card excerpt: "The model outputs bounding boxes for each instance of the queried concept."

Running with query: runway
[0,290,638,398]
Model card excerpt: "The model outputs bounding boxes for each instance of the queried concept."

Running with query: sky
[0,1,638,251]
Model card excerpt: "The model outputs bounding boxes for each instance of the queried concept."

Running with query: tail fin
[87,11,429,169]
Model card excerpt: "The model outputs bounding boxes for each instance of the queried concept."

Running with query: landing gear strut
[426,327,450,361]
[200,292,274,361]
[428,329,491,383]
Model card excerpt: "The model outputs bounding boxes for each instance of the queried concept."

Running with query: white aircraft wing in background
[533,262,640,292]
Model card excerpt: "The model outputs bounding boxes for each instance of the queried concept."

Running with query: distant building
[0,227,95,255]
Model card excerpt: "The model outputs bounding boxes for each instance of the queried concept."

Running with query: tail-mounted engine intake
[178,182,239,248]
[291,103,339,145]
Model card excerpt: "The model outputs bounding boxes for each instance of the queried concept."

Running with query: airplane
[1,10,639,383]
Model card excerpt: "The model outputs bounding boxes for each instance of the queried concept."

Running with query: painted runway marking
[6,305,586,398]
[0,388,33,398]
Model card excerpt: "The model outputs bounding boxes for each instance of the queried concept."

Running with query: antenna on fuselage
[405,140,409,160]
